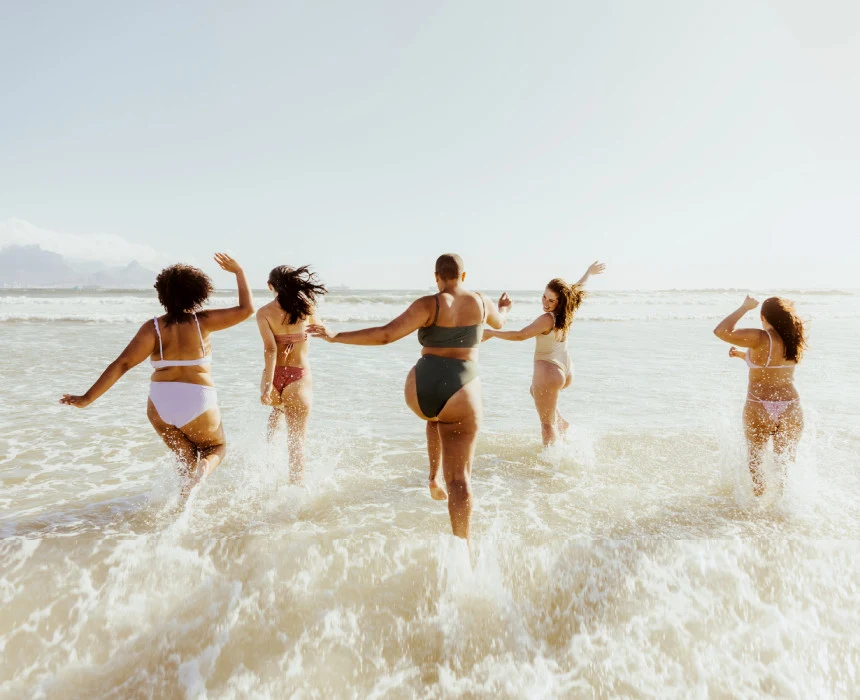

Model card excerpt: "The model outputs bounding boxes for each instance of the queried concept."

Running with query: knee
[446,477,472,501]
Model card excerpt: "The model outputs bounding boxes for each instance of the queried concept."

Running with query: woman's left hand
[307,323,337,343]
[587,261,606,276]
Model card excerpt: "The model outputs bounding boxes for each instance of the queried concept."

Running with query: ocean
[1,288,858,698]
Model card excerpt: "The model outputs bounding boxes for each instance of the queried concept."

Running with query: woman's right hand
[728,346,745,359]
[482,329,495,342]
[741,295,759,311]
[60,394,92,408]
[214,252,243,274]
[307,323,338,342]
[498,292,512,312]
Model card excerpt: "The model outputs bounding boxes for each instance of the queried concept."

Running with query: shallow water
[1,289,858,697]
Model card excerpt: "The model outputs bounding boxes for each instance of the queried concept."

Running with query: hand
[60,394,92,408]
[260,381,274,405]
[214,252,243,274]
[728,346,745,359]
[587,261,606,276]
[482,329,496,342]
[497,292,512,312]
[741,295,759,311]
[307,323,337,343]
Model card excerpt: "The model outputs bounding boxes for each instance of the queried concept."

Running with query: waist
[150,367,215,387]
[416,354,478,370]
[745,381,799,401]
[420,347,479,361]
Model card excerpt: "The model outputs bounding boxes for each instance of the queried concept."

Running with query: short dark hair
[154,264,214,325]
[435,253,464,280]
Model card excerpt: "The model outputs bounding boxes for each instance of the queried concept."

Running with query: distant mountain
[0,244,158,288]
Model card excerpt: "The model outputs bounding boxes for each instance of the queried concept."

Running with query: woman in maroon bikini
[256,265,327,485]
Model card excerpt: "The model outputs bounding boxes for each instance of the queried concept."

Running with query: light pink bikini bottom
[747,394,798,422]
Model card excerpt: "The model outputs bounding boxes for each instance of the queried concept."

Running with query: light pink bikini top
[151,313,212,369]
[744,330,795,370]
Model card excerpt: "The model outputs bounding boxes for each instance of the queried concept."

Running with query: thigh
[774,402,803,456]
[180,407,225,449]
[281,377,313,429]
[147,399,197,460]
[743,400,771,450]
[531,361,565,417]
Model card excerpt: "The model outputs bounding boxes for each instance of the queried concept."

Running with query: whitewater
[1,288,858,698]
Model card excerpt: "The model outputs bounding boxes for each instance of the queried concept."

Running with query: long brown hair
[761,296,806,362]
[546,278,587,338]
[268,265,327,324]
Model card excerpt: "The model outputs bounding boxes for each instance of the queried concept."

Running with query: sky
[1,1,858,290]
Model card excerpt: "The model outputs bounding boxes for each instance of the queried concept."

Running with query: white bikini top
[534,314,568,358]
[151,313,212,369]
[744,330,794,370]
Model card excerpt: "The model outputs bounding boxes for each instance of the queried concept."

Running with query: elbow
[240,306,255,321]
[713,328,728,341]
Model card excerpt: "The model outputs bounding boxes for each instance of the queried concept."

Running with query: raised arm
[484,312,553,342]
[308,297,433,346]
[483,292,512,330]
[256,310,278,404]
[60,321,156,408]
[200,253,255,333]
[713,295,766,347]
[574,260,606,287]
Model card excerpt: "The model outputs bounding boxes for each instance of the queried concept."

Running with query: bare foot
[429,478,448,501]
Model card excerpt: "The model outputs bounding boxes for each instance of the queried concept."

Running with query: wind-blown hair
[268,265,327,324]
[761,297,806,362]
[546,278,587,338]
[154,264,214,326]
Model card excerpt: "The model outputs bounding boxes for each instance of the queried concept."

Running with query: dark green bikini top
[417,293,486,348]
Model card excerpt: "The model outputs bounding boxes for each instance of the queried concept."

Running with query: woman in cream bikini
[483,261,605,446]
[256,265,327,486]
[714,295,806,496]
[61,253,254,498]
[309,254,511,544]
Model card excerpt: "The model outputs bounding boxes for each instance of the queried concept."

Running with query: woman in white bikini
[483,261,605,446]
[256,265,327,486]
[61,253,254,498]
[714,295,806,496]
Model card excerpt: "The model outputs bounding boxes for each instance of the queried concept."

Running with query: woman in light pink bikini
[61,254,254,499]
[714,295,806,496]
[256,265,327,485]
[483,261,605,446]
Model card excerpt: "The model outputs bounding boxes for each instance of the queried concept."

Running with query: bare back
[419,289,486,361]
[259,300,316,368]
[149,313,214,386]
[745,329,798,401]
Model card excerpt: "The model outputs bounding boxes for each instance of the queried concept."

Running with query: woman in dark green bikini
[309,254,510,543]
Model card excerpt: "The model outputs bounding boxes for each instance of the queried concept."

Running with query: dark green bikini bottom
[415,355,479,419]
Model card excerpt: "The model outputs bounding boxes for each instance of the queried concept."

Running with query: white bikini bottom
[149,382,219,429]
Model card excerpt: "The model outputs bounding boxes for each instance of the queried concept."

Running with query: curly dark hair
[546,278,587,339]
[154,264,214,325]
[268,265,327,324]
[761,297,806,362]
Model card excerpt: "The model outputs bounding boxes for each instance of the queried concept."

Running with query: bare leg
[773,402,803,494]
[280,375,312,486]
[427,421,447,500]
[267,407,285,441]
[438,418,478,541]
[148,399,226,502]
[743,401,770,497]
[531,361,566,446]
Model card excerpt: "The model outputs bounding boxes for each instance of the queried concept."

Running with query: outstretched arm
[484,312,553,342]
[256,310,278,404]
[483,292,512,330]
[60,322,155,408]
[574,260,606,287]
[308,297,432,346]
[200,253,255,332]
[713,295,765,347]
